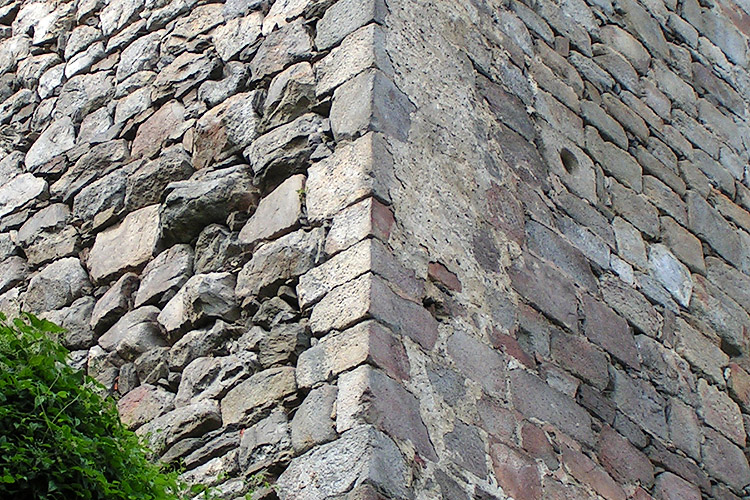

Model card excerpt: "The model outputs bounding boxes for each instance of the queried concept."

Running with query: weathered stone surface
[653,472,700,500]
[611,367,667,440]
[509,253,579,333]
[660,216,705,274]
[561,443,626,500]
[192,91,263,170]
[131,100,186,160]
[307,132,393,221]
[509,368,594,446]
[175,355,249,407]
[687,190,742,269]
[137,399,222,456]
[90,272,140,334]
[236,228,324,300]
[124,146,194,213]
[55,72,115,123]
[310,272,437,349]
[338,365,435,460]
[17,203,77,266]
[326,197,394,255]
[277,425,410,500]
[71,166,130,231]
[157,273,239,337]
[160,165,258,244]
[0,173,47,220]
[220,366,296,425]
[291,384,337,453]
[689,274,750,355]
[88,205,160,284]
[701,428,750,492]
[245,113,329,184]
[212,11,263,61]
[238,410,292,472]
[169,320,240,371]
[698,378,745,446]
[609,181,659,238]
[550,331,609,390]
[296,320,409,388]
[25,117,75,172]
[250,20,313,81]
[262,62,315,131]
[198,62,247,108]
[330,69,415,142]
[98,306,166,361]
[118,384,175,430]
[0,257,27,296]
[298,237,421,308]
[600,274,662,337]
[24,257,91,313]
[134,244,194,308]
[316,0,387,50]
[153,51,220,101]
[43,296,96,350]
[635,334,696,403]
[526,220,597,291]
[239,174,304,247]
[51,140,130,203]
[647,244,692,308]
[489,441,541,500]
[193,225,243,274]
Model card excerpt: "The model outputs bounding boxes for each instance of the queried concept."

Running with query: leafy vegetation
[0,313,185,500]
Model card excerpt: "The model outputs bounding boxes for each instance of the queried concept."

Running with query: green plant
[0,312,185,500]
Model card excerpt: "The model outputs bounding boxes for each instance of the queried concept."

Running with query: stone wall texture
[1,0,750,498]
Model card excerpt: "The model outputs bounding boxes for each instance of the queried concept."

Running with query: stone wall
[1,0,750,498]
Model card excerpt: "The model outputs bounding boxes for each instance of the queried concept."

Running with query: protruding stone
[221,366,296,425]
[17,203,78,266]
[0,173,47,219]
[326,197,394,255]
[134,244,194,308]
[43,296,96,350]
[239,174,304,247]
[698,378,745,446]
[307,132,393,221]
[212,11,263,61]
[131,100,186,160]
[24,257,91,313]
[647,244,692,307]
[118,384,175,430]
[291,384,338,453]
[262,62,315,131]
[136,399,222,456]
[249,20,313,81]
[98,306,166,361]
[25,117,76,172]
[315,0,387,51]
[88,205,161,284]
[90,272,140,334]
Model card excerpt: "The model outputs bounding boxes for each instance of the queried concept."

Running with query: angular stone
[221,366,296,425]
[310,272,437,349]
[115,32,160,81]
[581,101,628,150]
[653,472,700,500]
[316,24,392,98]
[316,0,387,51]
[88,205,160,283]
[131,100,186,160]
[509,253,579,333]
[169,320,240,371]
[599,425,654,486]
[660,216,705,274]
[330,69,415,142]
[582,294,639,369]
[526,220,597,291]
[509,368,594,446]
[561,443,626,500]
[277,425,410,500]
[612,216,647,270]
[307,132,393,221]
[296,320,409,388]
[600,274,662,337]
[17,203,77,266]
[238,410,292,472]
[0,257,27,295]
[263,0,314,34]
[611,368,667,440]
[599,24,650,74]
[338,365,435,460]
[175,355,250,406]
[24,257,91,313]
[25,117,76,172]
[118,384,175,430]
[43,296,96,350]
[193,225,243,274]
[198,62,247,108]
[672,318,728,387]
[701,428,750,492]
[298,238,421,308]
[260,61,315,132]
[699,378,745,446]
[124,145,194,213]
[666,397,702,461]
[245,113,329,184]
[134,244,194,308]
[647,244,692,307]
[90,272,139,334]
[153,51,220,101]
[447,329,507,396]
[635,334,696,404]
[71,166,130,231]
[136,399,222,456]
[250,20,313,81]
[490,442,541,500]
[236,228,324,300]
[609,181,659,238]
[212,11,263,61]
[54,72,115,123]
[0,173,47,220]
[160,165,258,244]
[98,306,166,361]
[325,197,393,255]
[192,91,263,170]
[51,140,130,203]
[157,273,239,338]
[550,331,609,390]
[291,384,338,453]
[689,274,750,355]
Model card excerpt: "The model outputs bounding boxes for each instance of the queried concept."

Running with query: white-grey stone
[135,244,194,308]
[98,306,166,361]
[211,11,263,62]
[24,257,91,313]
[648,243,692,307]
[25,117,76,172]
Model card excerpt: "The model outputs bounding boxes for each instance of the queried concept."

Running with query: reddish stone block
[490,329,535,368]
[653,472,700,500]
[647,441,711,492]
[550,330,610,390]
[727,362,750,412]
[486,182,525,245]
[490,441,542,500]
[325,197,395,256]
[630,487,654,500]
[561,444,627,500]
[509,254,579,333]
[521,422,558,469]
[427,261,462,292]
[597,425,654,487]
[582,293,640,370]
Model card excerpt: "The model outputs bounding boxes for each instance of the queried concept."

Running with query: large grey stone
[159,165,258,244]
[249,20,313,81]
[24,117,75,172]
[168,320,242,370]
[212,11,263,61]
[194,225,243,274]
[0,257,27,295]
[197,62,248,108]
[245,113,329,184]
[17,203,77,266]
[0,173,47,220]
[238,174,304,247]
[54,72,115,123]
[262,62,315,131]
[88,205,161,284]
[238,410,292,472]
[236,228,324,300]
[24,257,91,313]
[291,384,338,453]
[136,399,222,456]
[152,51,220,101]
[90,273,140,334]
[71,165,132,231]
[175,355,250,406]
[124,146,194,213]
[315,0,387,50]
[43,296,96,350]
[647,244,692,307]
[98,306,166,361]
[134,244,194,308]
[277,425,410,500]
[51,140,130,203]
[220,366,296,425]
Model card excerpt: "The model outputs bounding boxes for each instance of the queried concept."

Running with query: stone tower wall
[1,0,750,498]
